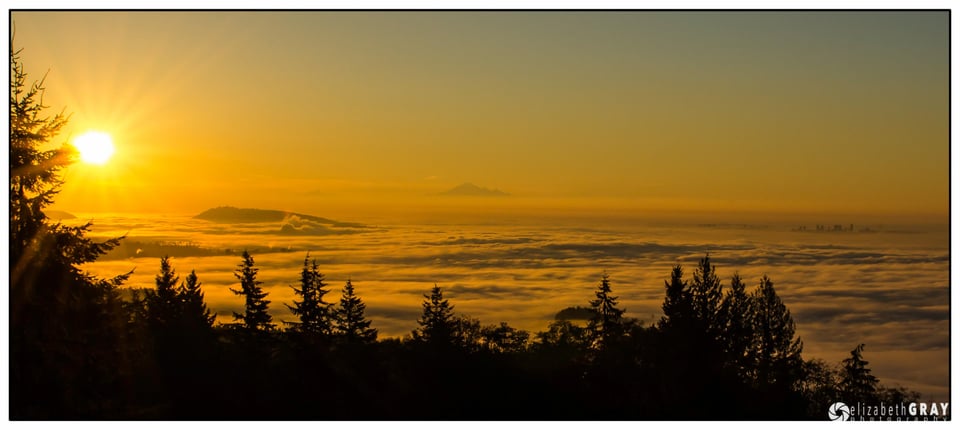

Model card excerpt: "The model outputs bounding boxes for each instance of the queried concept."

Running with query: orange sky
[10,11,949,221]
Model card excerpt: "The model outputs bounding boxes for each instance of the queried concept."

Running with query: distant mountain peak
[440,182,509,197]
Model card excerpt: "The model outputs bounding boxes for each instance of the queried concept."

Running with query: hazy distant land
[195,206,367,228]
[44,210,77,220]
[439,182,510,197]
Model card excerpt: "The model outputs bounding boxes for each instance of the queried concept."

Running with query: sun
[73,131,115,165]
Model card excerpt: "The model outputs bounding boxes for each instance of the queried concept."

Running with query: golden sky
[11,11,949,220]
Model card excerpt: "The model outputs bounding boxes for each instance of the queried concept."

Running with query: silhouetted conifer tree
[10,42,130,419]
[10,48,69,270]
[838,343,879,404]
[749,275,803,389]
[146,263,216,418]
[146,260,214,353]
[145,256,184,398]
[659,265,691,330]
[334,279,377,343]
[146,256,182,331]
[286,254,333,336]
[414,285,457,345]
[720,272,754,379]
[178,270,216,330]
[654,261,730,418]
[231,250,274,332]
[690,253,723,332]
[587,272,625,349]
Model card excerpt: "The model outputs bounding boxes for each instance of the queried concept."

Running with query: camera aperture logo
[829,402,852,421]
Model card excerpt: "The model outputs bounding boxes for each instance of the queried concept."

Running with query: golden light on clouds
[73,131,115,165]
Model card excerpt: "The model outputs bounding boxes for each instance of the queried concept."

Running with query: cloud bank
[73,214,949,402]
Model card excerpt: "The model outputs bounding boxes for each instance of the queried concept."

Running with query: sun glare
[73,131,115,165]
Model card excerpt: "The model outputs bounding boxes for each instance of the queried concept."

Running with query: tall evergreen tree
[334,279,377,343]
[658,265,691,330]
[9,43,126,296]
[414,284,457,345]
[720,272,754,379]
[146,256,182,383]
[170,269,216,418]
[286,254,333,336]
[838,343,879,404]
[10,45,69,275]
[142,259,215,417]
[178,269,216,330]
[10,42,129,418]
[231,250,274,332]
[690,253,723,332]
[146,256,181,330]
[656,261,735,418]
[587,272,625,349]
[749,275,803,389]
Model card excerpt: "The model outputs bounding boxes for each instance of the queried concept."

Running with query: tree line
[10,42,921,420]
[15,245,923,419]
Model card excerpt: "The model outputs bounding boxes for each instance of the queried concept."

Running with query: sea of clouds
[69,213,949,402]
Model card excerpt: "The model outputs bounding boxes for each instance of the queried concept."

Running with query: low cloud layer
[74,215,950,402]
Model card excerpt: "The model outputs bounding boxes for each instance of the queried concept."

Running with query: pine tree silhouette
[286,253,333,336]
[146,256,182,330]
[587,272,625,349]
[838,343,879,404]
[659,265,691,330]
[720,272,754,380]
[178,270,216,329]
[334,279,377,343]
[655,260,730,418]
[145,262,216,418]
[9,42,129,419]
[414,284,457,345]
[749,275,803,389]
[231,250,274,332]
[690,253,723,333]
